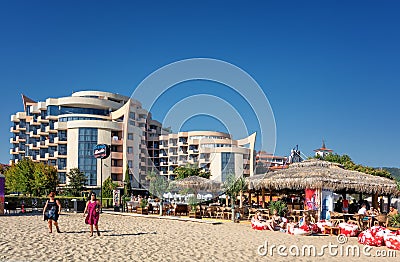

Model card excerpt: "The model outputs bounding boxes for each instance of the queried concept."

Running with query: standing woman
[43,191,62,233]
[83,192,101,237]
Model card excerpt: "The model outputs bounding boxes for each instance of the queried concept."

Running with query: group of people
[43,191,102,237]
[252,209,288,231]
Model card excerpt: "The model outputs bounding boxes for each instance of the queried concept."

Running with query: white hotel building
[10,91,256,190]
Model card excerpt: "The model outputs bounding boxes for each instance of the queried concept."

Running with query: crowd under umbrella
[247,159,400,220]
[248,159,399,196]
[169,176,223,202]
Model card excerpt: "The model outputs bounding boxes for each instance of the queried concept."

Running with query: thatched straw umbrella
[170,176,222,192]
[247,159,399,220]
[248,159,399,196]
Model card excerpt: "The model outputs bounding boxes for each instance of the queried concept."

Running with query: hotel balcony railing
[111,151,123,159]
[37,116,49,123]
[111,166,123,174]
[111,139,123,145]
[29,131,40,137]
[54,151,67,158]
[54,137,67,144]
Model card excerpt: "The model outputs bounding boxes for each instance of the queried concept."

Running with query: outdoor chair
[373,214,388,227]
[207,206,217,218]
[247,208,258,220]
[223,207,232,220]
[215,207,224,219]
[354,214,369,230]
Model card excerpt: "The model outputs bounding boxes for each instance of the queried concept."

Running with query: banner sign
[113,189,120,207]
[305,188,319,211]
[321,189,333,220]
[93,144,110,159]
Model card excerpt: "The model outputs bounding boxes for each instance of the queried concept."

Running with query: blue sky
[1,1,399,167]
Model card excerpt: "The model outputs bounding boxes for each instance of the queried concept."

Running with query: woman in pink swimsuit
[83,192,101,237]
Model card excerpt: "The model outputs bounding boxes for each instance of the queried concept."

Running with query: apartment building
[255,151,288,172]
[10,91,162,189]
[158,131,256,182]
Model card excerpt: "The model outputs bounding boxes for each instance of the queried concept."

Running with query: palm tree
[223,174,247,222]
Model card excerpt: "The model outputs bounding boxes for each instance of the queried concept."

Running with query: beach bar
[248,159,400,220]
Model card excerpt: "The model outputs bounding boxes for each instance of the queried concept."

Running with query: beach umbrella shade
[246,159,400,196]
[170,176,222,192]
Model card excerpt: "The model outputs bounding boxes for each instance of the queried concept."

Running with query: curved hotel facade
[10,91,255,190]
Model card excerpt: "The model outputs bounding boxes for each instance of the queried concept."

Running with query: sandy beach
[0,212,398,262]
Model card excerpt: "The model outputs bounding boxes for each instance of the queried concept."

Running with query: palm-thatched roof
[170,176,222,192]
[248,159,399,195]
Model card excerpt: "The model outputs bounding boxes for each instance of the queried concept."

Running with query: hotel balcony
[10,148,20,155]
[11,114,20,122]
[111,138,123,145]
[54,122,67,130]
[37,116,49,123]
[111,151,123,159]
[45,140,57,147]
[160,171,168,176]
[243,169,250,175]
[29,131,40,138]
[188,149,199,154]
[10,137,18,144]
[45,126,57,133]
[178,160,188,165]
[28,143,39,150]
[159,143,167,149]
[10,126,20,133]
[178,141,188,146]
[54,151,67,158]
[243,159,251,165]
[54,137,67,144]
[29,119,40,126]
[111,166,123,174]
[38,129,49,136]
[45,153,57,159]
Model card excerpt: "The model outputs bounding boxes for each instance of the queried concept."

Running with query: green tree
[66,168,86,197]
[124,165,131,197]
[32,163,59,196]
[102,176,118,198]
[4,158,36,195]
[146,171,169,215]
[4,158,59,196]
[173,163,211,179]
[315,153,392,179]
[223,174,248,221]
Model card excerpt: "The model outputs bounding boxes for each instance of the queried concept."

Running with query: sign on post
[93,144,111,159]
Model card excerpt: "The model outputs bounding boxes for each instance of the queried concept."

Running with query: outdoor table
[343,213,355,222]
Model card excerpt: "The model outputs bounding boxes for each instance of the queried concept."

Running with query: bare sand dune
[0,213,398,261]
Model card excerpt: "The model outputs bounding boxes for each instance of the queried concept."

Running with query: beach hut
[170,176,222,193]
[248,159,400,220]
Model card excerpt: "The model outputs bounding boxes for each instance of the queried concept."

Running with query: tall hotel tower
[10,91,162,190]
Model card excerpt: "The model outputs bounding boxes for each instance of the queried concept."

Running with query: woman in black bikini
[43,191,62,233]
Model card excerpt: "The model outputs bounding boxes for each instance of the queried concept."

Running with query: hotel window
[58,172,66,184]
[128,160,133,168]
[221,152,235,182]
[127,147,133,154]
[128,133,133,140]
[58,158,66,170]
[78,128,98,186]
